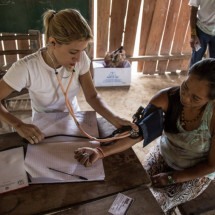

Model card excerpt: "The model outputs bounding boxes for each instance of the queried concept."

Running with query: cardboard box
[92,61,131,87]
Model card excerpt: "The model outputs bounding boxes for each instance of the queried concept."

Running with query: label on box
[103,71,125,84]
[93,61,131,87]
[108,193,133,215]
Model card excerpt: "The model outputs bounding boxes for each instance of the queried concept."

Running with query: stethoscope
[45,48,136,144]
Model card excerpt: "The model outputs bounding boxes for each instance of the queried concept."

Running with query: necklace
[46,49,73,78]
[180,107,202,126]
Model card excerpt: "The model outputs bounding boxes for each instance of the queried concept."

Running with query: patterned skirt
[144,144,212,214]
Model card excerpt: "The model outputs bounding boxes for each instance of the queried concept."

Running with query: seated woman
[74,58,215,214]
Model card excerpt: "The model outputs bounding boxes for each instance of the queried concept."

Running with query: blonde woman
[0,9,133,144]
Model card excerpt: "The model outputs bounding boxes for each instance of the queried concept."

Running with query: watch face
[167,175,175,184]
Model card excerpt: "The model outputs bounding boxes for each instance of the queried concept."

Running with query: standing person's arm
[190,6,200,50]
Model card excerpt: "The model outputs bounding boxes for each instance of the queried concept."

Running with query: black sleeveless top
[164,86,183,133]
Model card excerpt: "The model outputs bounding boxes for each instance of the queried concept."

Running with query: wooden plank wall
[96,0,191,74]
[0,0,191,74]
[0,31,41,71]
[0,36,4,70]
[0,33,17,70]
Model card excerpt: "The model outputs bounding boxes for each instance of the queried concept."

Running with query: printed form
[0,147,29,194]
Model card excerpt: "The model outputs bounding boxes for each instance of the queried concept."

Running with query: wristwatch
[167,174,176,185]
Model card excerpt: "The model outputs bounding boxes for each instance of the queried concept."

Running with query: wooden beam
[0,34,39,41]
[93,53,191,62]
[0,50,34,55]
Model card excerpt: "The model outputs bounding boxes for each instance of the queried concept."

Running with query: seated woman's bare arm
[74,88,170,166]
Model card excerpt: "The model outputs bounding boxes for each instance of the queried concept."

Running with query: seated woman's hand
[151,172,176,188]
[74,147,104,167]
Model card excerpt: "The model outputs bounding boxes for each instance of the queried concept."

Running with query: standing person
[0,8,133,144]
[189,0,215,67]
[75,58,215,214]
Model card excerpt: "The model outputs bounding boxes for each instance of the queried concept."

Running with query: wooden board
[138,0,157,72]
[123,0,142,57]
[167,0,190,72]
[109,0,128,52]
[96,0,111,58]
[157,0,182,73]
[2,33,17,67]
[16,38,30,59]
[0,35,4,69]
[181,20,192,71]
[51,186,163,215]
[143,0,170,74]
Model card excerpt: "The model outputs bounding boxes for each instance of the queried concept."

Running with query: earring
[46,42,55,47]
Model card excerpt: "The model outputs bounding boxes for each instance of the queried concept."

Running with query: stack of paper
[0,147,29,193]
[32,111,99,138]
[24,111,105,183]
[25,141,105,183]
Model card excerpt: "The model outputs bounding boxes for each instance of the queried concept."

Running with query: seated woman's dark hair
[165,58,215,134]
[189,58,215,99]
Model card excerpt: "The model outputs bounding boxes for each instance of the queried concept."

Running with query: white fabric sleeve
[3,60,30,92]
[188,0,200,7]
[79,51,91,76]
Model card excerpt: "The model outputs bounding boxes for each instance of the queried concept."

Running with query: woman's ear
[47,37,57,46]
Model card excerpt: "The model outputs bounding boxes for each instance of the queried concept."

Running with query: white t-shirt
[189,0,215,35]
[3,48,91,115]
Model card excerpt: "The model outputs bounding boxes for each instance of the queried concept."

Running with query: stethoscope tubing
[55,70,131,143]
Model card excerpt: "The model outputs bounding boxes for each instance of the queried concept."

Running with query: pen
[48,167,88,180]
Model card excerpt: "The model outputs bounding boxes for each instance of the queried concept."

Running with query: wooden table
[52,186,164,215]
[0,118,163,215]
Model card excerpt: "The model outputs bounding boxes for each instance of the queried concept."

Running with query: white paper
[108,193,133,215]
[25,111,105,183]
[24,141,105,183]
[32,111,99,139]
[0,147,29,194]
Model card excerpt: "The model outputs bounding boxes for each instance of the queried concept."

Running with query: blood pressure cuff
[135,104,164,147]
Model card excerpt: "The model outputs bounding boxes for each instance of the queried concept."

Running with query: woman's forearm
[87,94,123,127]
[173,161,215,183]
[0,103,23,129]
[101,136,143,157]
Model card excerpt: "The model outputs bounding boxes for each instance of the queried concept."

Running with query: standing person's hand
[14,122,45,144]
[190,35,201,51]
